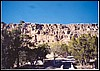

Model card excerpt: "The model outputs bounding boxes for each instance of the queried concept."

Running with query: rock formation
[1,22,99,47]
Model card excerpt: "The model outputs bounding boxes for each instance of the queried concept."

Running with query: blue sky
[2,1,98,24]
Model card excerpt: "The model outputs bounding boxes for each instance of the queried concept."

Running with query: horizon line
[1,21,98,25]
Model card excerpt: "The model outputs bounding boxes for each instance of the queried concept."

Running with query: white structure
[34,60,43,65]
[54,65,64,70]
[25,62,31,65]
[69,63,75,69]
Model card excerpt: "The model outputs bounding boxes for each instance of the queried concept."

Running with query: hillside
[1,22,99,47]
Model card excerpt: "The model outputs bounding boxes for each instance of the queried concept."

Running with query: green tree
[60,44,68,57]
[68,34,98,64]
[50,41,68,57]
[36,43,50,59]
[22,43,50,65]
[50,42,68,66]
[1,28,22,69]
[1,29,14,69]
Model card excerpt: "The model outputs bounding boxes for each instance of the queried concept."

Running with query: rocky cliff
[1,22,99,47]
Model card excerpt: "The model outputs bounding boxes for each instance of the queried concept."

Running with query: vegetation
[50,41,68,57]
[1,29,22,68]
[1,28,50,68]
[1,22,98,69]
[25,43,50,65]
[68,34,98,64]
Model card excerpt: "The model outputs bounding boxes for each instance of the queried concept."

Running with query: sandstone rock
[1,22,98,46]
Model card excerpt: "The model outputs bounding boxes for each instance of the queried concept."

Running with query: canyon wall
[1,22,99,47]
